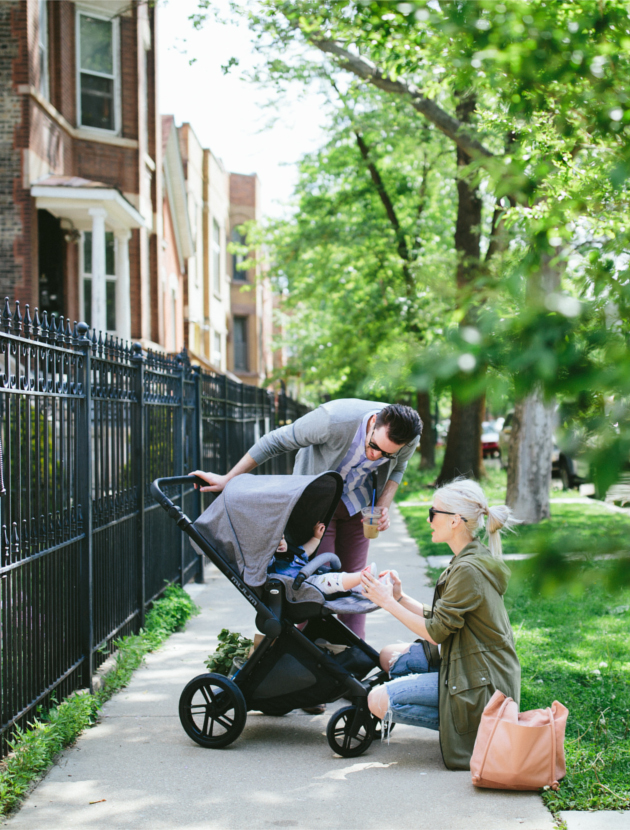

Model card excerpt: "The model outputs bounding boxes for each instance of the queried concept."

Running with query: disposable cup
[361,506,383,539]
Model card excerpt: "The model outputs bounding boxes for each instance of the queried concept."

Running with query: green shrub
[205,629,253,676]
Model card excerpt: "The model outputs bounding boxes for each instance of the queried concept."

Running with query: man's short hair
[375,404,423,446]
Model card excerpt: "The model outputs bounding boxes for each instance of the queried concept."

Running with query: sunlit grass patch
[399,501,630,560]
[507,565,630,812]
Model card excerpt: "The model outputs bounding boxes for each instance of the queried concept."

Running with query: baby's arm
[302,522,326,557]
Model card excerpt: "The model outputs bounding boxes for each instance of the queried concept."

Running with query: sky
[157,0,329,218]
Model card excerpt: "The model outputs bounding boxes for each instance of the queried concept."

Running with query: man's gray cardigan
[248,399,419,499]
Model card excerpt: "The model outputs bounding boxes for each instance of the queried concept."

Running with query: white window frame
[75,7,121,135]
[212,219,222,299]
[79,230,118,333]
[38,0,49,101]
[212,331,222,367]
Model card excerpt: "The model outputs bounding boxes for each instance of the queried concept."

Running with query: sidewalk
[3,506,554,830]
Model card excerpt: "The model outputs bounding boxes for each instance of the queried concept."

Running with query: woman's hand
[190,470,228,493]
[379,569,402,601]
[361,570,395,609]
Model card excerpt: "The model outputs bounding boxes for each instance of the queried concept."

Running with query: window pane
[106,280,116,331]
[80,15,113,75]
[234,316,248,371]
[213,332,221,365]
[81,73,114,130]
[83,278,92,327]
[231,228,246,281]
[105,232,115,275]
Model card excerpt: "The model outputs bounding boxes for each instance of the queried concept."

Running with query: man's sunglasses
[428,507,467,523]
[368,429,398,460]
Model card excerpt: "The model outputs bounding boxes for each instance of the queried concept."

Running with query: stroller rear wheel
[326,705,374,758]
[179,673,247,749]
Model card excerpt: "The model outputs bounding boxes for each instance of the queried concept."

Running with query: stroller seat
[265,572,378,621]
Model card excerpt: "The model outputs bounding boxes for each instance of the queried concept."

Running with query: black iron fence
[0,299,308,757]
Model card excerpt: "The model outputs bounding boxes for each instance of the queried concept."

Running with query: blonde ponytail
[434,478,519,559]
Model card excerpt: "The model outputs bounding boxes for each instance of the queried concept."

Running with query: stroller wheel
[326,705,374,758]
[179,673,247,749]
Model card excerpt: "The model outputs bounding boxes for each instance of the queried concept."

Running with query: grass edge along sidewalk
[399,501,630,816]
[0,584,199,818]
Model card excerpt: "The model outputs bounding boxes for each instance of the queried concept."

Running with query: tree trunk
[437,392,484,484]
[506,388,554,523]
[438,94,485,485]
[416,390,435,469]
[506,251,561,521]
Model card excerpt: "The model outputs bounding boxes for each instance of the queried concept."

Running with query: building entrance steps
[4,506,555,830]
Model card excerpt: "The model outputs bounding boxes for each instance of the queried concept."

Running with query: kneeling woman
[362,479,521,771]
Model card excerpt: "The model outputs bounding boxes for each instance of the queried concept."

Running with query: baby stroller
[151,471,391,757]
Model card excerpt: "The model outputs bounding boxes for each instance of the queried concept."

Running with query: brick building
[161,115,193,353]
[1,0,278,379]
[0,0,169,345]
[228,172,274,385]
[178,122,231,373]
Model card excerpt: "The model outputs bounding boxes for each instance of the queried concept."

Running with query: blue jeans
[385,643,440,731]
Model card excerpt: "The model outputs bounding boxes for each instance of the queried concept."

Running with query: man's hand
[376,505,390,532]
[190,470,228,493]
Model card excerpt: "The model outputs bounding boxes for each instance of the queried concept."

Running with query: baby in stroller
[270,521,387,595]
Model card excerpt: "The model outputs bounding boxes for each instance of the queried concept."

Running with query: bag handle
[477,694,512,781]
[548,706,559,791]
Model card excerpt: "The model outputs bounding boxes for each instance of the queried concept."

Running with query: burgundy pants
[321,500,370,638]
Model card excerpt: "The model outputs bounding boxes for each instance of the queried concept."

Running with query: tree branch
[308,36,494,161]
[353,131,416,302]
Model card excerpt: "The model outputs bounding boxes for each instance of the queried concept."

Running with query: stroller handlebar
[293,551,342,590]
[150,475,207,510]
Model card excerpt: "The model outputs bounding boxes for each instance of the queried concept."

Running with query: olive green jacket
[423,540,521,771]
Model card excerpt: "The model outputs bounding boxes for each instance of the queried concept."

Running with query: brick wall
[0,2,31,305]
[229,173,257,207]
[56,1,76,125]
[121,15,138,140]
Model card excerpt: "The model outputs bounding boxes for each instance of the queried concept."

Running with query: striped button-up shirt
[336,412,388,517]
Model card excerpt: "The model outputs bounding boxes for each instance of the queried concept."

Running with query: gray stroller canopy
[192,472,343,587]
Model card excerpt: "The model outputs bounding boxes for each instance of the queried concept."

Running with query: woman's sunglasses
[368,428,398,460]
[428,507,467,523]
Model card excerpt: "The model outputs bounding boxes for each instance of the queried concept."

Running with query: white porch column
[115,230,132,341]
[88,207,107,333]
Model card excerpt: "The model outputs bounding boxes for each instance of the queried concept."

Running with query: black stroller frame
[151,474,391,757]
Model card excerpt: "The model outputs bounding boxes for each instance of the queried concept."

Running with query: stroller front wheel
[179,673,247,749]
[326,705,374,758]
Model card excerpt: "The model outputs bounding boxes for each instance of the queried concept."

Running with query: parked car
[481,420,501,459]
[498,411,588,489]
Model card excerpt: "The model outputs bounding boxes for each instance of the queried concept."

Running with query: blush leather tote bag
[470,690,569,790]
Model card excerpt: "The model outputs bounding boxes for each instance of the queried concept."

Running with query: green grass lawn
[400,501,630,557]
[507,564,630,813]
[400,502,630,813]
[396,452,585,506]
